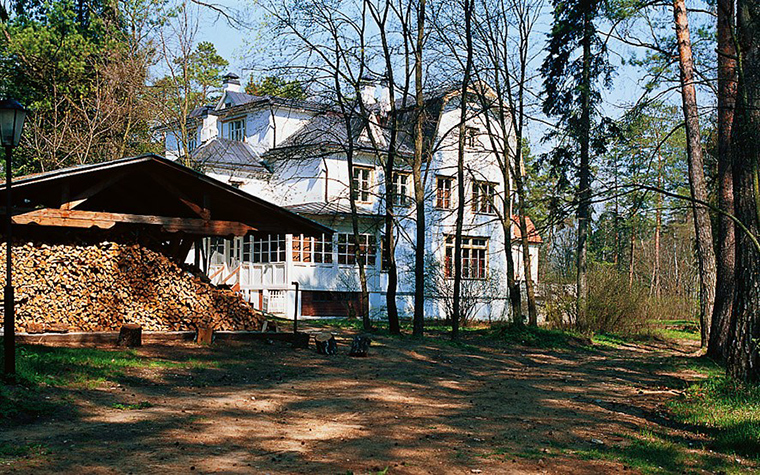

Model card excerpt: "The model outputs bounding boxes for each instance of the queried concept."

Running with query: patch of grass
[669,376,760,458]
[6,344,213,388]
[488,323,587,349]
[0,343,213,424]
[439,339,479,352]
[573,429,744,474]
[0,442,49,462]
[111,401,153,410]
[591,332,632,348]
[0,384,57,423]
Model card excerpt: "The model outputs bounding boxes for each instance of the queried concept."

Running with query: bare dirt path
[0,327,751,474]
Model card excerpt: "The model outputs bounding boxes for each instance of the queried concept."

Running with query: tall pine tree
[541,0,613,323]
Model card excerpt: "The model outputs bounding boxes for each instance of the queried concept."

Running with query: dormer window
[465,126,479,148]
[352,166,373,203]
[228,119,245,141]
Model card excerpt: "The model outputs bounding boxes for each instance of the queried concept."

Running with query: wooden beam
[12,208,256,236]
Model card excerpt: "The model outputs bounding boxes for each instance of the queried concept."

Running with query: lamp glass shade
[0,99,27,148]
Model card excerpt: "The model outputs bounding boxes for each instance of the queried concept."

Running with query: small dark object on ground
[196,326,214,345]
[117,324,142,347]
[292,332,310,349]
[315,332,337,355]
[349,335,371,357]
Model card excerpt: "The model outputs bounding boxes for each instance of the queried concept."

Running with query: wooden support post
[196,326,214,345]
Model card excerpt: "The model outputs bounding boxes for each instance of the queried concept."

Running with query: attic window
[465,126,479,148]
[228,119,245,141]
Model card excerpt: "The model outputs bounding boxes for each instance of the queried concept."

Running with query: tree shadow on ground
[0,329,754,474]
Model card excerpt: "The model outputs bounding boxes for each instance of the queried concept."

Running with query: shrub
[544,265,683,335]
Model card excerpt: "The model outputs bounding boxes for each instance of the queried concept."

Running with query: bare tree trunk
[515,169,537,325]
[653,195,662,296]
[576,6,592,326]
[629,225,636,287]
[384,118,401,335]
[673,0,717,348]
[412,0,427,337]
[727,0,760,382]
[709,0,737,361]
[452,0,474,340]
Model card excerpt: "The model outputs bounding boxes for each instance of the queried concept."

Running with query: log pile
[0,241,265,333]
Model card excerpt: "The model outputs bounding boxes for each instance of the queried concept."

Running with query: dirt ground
[0,325,752,474]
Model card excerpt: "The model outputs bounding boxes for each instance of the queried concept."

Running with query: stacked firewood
[0,241,264,333]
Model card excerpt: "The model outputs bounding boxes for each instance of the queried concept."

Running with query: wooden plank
[13,208,256,236]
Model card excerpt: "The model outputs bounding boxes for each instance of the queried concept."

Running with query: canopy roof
[0,154,331,238]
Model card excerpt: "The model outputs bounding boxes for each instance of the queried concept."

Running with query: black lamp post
[0,98,27,376]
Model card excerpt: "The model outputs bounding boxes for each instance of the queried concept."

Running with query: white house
[164,73,541,321]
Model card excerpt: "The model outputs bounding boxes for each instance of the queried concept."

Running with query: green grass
[669,376,760,458]
[0,342,213,424]
[111,401,153,410]
[572,429,745,474]
[488,323,587,349]
[0,442,49,462]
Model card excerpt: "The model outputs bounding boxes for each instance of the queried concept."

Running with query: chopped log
[0,241,266,333]
[348,335,371,357]
[315,332,337,355]
[291,332,310,349]
[196,326,214,345]
[117,324,142,347]
[45,323,70,333]
[24,322,44,334]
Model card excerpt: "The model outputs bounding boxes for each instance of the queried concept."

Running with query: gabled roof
[270,112,414,157]
[222,91,261,108]
[0,154,331,237]
[511,216,542,244]
[192,138,269,175]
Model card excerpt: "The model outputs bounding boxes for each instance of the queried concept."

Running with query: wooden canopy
[0,154,332,238]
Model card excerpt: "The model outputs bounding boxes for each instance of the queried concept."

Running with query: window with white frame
[472,180,496,214]
[352,166,373,202]
[292,234,333,264]
[228,119,245,141]
[337,233,376,265]
[187,137,197,152]
[242,236,252,262]
[444,235,488,279]
[251,234,286,263]
[392,171,411,206]
[436,176,453,209]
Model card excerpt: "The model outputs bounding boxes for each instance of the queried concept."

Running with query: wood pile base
[0,241,265,333]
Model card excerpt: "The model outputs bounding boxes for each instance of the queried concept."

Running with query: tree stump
[292,332,310,349]
[196,326,214,345]
[315,332,337,355]
[117,324,142,347]
[348,335,371,357]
